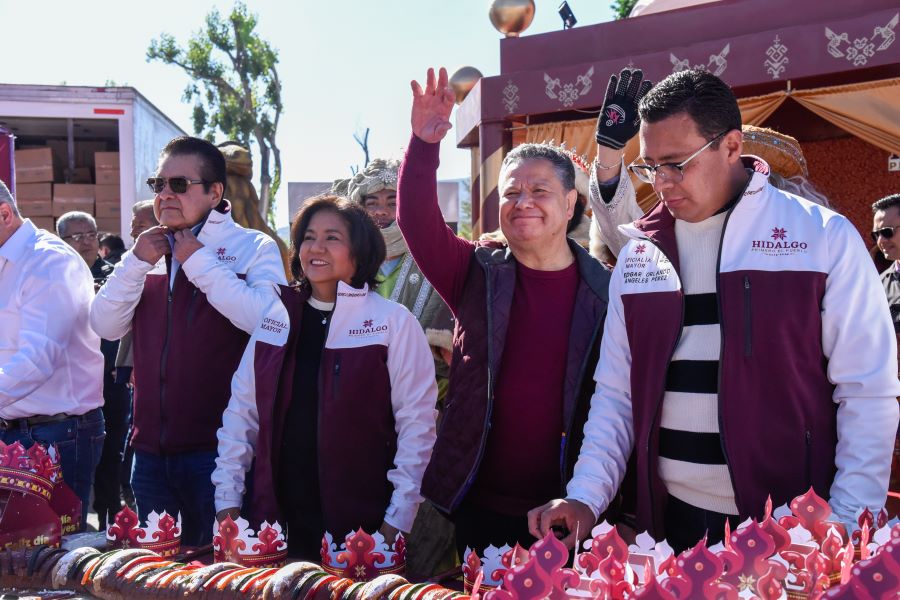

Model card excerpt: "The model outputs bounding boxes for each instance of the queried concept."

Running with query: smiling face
[498,158,576,249]
[362,188,397,229]
[299,209,357,298]
[874,206,900,262]
[153,153,222,230]
[639,112,743,223]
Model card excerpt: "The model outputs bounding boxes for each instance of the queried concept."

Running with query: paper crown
[0,440,57,502]
[320,529,406,581]
[462,543,528,592]
[213,515,287,568]
[106,506,182,557]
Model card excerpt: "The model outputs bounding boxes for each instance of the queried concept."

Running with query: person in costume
[529,68,900,552]
[346,160,454,402]
[212,195,438,560]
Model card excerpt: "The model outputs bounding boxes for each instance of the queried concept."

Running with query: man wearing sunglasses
[90,136,286,545]
[530,69,900,552]
[873,194,900,334]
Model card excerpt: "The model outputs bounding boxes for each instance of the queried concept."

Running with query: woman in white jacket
[212,195,438,560]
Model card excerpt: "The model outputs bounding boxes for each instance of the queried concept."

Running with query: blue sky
[0,0,615,225]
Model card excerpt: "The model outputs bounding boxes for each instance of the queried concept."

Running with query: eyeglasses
[628,130,729,184]
[146,176,206,194]
[63,231,98,243]
[871,226,900,243]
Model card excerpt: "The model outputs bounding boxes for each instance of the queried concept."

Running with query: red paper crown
[463,543,528,592]
[320,529,406,581]
[0,441,55,502]
[106,506,182,557]
[213,515,287,568]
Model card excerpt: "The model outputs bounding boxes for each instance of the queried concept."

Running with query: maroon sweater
[469,261,579,514]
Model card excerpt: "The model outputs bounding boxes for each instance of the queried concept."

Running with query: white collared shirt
[0,219,103,418]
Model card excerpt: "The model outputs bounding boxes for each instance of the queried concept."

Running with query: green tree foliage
[610,0,639,19]
[147,2,282,224]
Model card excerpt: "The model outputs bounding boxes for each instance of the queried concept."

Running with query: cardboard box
[29,216,55,231]
[94,184,120,204]
[17,199,53,217]
[16,182,53,201]
[14,148,55,183]
[95,152,120,185]
[96,169,120,185]
[95,217,120,234]
[95,203,120,219]
[15,184,53,216]
[94,152,119,171]
[53,184,94,217]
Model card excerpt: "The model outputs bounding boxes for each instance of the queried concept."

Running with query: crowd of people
[1,66,898,571]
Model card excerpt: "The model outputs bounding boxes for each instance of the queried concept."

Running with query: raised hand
[410,67,455,144]
[595,68,654,150]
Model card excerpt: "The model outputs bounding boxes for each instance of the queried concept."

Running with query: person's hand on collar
[173,228,204,264]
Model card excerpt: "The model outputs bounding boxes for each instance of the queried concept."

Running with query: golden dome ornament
[489,0,536,37]
[449,67,484,104]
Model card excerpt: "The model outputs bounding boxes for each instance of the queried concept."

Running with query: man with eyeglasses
[57,211,114,286]
[91,136,285,545]
[0,182,105,529]
[529,69,900,552]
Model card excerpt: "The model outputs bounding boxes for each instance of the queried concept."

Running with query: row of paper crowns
[463,487,899,599]
[107,508,407,580]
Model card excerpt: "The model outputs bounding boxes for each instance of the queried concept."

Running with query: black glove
[594,68,654,150]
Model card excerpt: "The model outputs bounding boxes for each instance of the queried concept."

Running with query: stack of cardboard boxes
[13,146,121,234]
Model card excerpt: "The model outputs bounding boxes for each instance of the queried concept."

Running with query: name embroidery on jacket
[751,227,809,256]
[348,319,388,338]
[623,243,673,285]
[260,317,287,334]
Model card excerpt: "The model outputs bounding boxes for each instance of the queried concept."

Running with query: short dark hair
[159,136,227,200]
[501,143,576,191]
[638,69,742,146]
[289,195,385,289]
[99,233,125,252]
[873,194,900,214]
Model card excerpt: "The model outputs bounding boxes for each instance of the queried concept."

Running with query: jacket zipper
[158,281,175,452]
[450,265,497,511]
[643,238,684,537]
[743,276,752,357]
[716,201,743,514]
[315,294,335,507]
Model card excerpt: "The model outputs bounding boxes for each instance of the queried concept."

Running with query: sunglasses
[146,176,206,194]
[871,226,900,243]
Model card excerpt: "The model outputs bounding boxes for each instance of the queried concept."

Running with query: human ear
[724,129,743,163]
